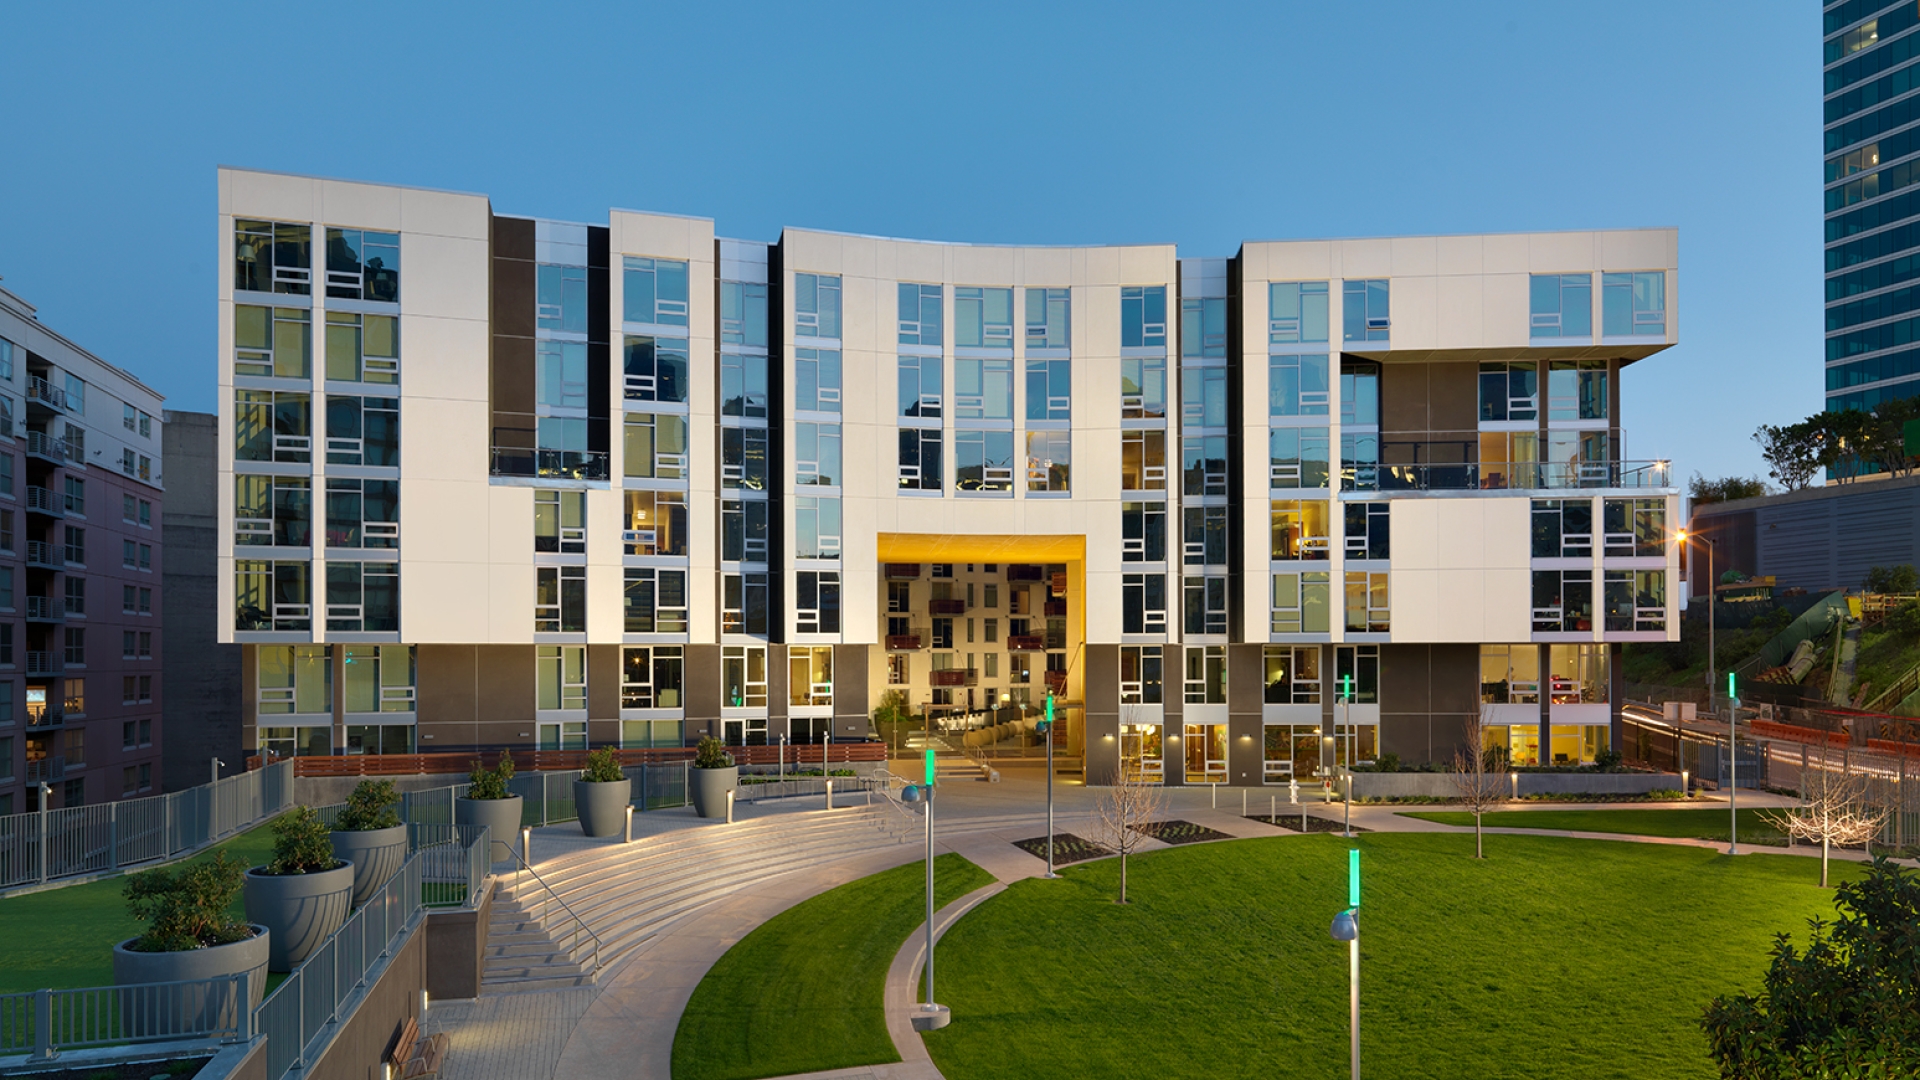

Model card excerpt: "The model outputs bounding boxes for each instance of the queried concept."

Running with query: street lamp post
[902,748,948,1030]
[1041,693,1058,878]
[1328,849,1361,1080]
[1679,529,1735,854]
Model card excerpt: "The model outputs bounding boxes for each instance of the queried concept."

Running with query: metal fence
[396,761,699,830]
[0,760,295,890]
[0,975,253,1060]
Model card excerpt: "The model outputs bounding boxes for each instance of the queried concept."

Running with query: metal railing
[23,431,69,462]
[0,975,253,1059]
[24,541,61,568]
[0,759,294,890]
[24,486,61,515]
[505,845,603,978]
[735,771,887,804]
[25,377,66,411]
[1340,458,1674,493]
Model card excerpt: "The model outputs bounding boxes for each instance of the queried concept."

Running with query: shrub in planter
[330,779,407,907]
[115,852,269,1022]
[456,751,525,863]
[690,736,738,819]
[245,807,354,972]
[574,746,632,838]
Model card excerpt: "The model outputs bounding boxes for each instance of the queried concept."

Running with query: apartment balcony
[25,376,67,414]
[885,564,921,580]
[24,486,62,518]
[25,755,66,783]
[1006,565,1044,582]
[25,596,63,622]
[1008,635,1045,652]
[927,598,967,615]
[25,541,62,570]
[1043,600,1067,617]
[1045,670,1068,695]
[1340,457,1673,493]
[885,633,923,652]
[928,668,978,687]
[488,447,610,482]
[25,706,63,730]
[26,651,61,675]
[24,431,71,465]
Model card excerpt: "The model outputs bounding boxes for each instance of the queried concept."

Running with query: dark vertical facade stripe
[489,216,537,475]
[766,238,787,641]
[1225,256,1245,642]
[587,226,612,460]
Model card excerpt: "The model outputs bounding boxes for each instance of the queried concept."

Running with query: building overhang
[875,533,1086,564]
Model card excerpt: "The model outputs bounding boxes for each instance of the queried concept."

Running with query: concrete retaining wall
[294,774,473,807]
[1352,771,1682,800]
[425,881,494,1000]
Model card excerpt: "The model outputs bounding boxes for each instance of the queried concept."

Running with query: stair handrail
[504,845,605,978]
[1863,658,1920,714]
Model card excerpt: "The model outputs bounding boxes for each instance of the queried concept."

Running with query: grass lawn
[1399,807,1792,846]
[0,820,281,993]
[672,853,995,1080]
[923,833,1862,1080]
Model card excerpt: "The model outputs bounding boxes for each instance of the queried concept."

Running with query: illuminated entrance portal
[1120,723,1163,782]
[1183,723,1227,784]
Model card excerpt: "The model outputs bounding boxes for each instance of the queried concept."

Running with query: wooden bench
[386,1015,449,1080]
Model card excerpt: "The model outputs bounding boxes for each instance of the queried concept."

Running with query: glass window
[1532,570,1595,632]
[1026,359,1071,422]
[1122,573,1167,634]
[1271,500,1331,560]
[1334,645,1380,703]
[1344,502,1389,560]
[1184,505,1228,566]
[234,220,311,295]
[535,490,586,553]
[1119,645,1163,704]
[1602,498,1665,558]
[324,311,399,384]
[1548,360,1608,421]
[1181,435,1228,497]
[257,645,332,714]
[624,412,689,480]
[1184,576,1228,635]
[1181,298,1226,359]
[325,562,399,632]
[1604,570,1667,632]
[955,358,1014,420]
[955,430,1014,493]
[235,561,311,631]
[898,283,944,346]
[722,572,769,636]
[1184,645,1227,703]
[623,257,689,327]
[325,395,399,467]
[721,427,769,491]
[535,565,586,633]
[1120,286,1167,348]
[721,499,769,562]
[795,422,842,487]
[536,263,588,334]
[788,646,833,707]
[1120,430,1166,490]
[324,228,399,302]
[796,573,840,634]
[234,307,312,379]
[536,340,588,410]
[1344,572,1389,633]
[1181,366,1227,428]
[234,389,311,463]
[1531,499,1593,558]
[624,568,689,633]
[1340,361,1379,426]
[1342,279,1390,342]
[956,286,1015,349]
[1264,645,1322,704]
[620,489,686,556]
[235,475,312,547]
[794,273,841,339]
[624,336,690,403]
[721,646,766,708]
[898,429,942,491]
[536,645,587,711]
[342,645,415,713]
[1121,501,1166,562]
[1545,430,1612,488]
[1121,355,1167,418]
[1025,432,1070,493]
[720,281,768,347]
[1269,427,1330,489]
[1270,354,1330,416]
[1024,287,1070,349]
[1478,362,1538,422]
[900,356,943,419]
[1602,271,1665,337]
[794,348,841,414]
[1480,645,1540,703]
[1547,644,1608,704]
[1271,572,1331,634]
[1269,282,1330,344]
[620,644,687,712]
[1529,274,1593,338]
[795,495,841,559]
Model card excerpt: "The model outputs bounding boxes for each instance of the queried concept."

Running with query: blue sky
[0,1,1816,486]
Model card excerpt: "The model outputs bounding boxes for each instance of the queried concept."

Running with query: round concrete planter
[456,794,525,863]
[330,824,409,907]
[113,923,270,1029]
[573,778,632,838]
[244,863,354,972]
[691,766,738,819]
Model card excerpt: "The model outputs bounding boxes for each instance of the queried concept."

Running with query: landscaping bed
[1011,834,1110,865]
[1130,820,1233,845]
[1247,814,1370,834]
[3,1055,208,1080]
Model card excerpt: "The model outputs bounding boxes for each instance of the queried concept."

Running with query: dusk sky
[0,1,1815,487]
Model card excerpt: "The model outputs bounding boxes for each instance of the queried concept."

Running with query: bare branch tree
[1089,765,1166,904]
[1765,763,1889,887]
[1450,710,1508,859]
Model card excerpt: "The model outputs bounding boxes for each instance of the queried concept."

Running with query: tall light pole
[1678,529,1732,852]
[902,748,949,1029]
[1041,692,1058,878]
[1328,848,1361,1080]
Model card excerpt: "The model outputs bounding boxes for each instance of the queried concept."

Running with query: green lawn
[672,853,995,1080]
[923,833,1862,1080]
[0,820,280,993]
[1399,807,1792,846]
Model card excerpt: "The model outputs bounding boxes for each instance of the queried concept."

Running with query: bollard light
[726,789,736,825]
[1510,772,1518,800]
[521,826,532,868]
[624,804,635,844]
[1681,770,1689,798]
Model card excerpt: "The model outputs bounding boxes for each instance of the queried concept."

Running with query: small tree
[124,852,252,952]
[1765,767,1889,888]
[467,750,516,800]
[582,745,625,783]
[693,736,734,770]
[1864,563,1920,596]
[1088,769,1165,904]
[265,806,341,875]
[1688,473,1770,507]
[1450,712,1507,859]
[1701,858,1920,1077]
[334,778,401,831]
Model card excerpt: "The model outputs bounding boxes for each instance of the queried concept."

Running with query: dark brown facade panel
[490,335,535,415]
[1082,644,1120,786]
[833,644,870,738]
[766,645,789,721]
[684,644,722,742]
[475,645,533,726]
[1379,362,1429,438]
[587,644,621,719]
[1427,361,1478,433]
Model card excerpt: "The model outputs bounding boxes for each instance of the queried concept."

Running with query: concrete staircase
[481,804,918,993]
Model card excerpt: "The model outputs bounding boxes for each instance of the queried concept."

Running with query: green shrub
[1646,788,1686,801]
[694,736,734,770]
[334,779,401,831]
[467,750,516,800]
[1374,752,1401,774]
[829,769,856,777]
[1865,563,1919,595]
[1593,749,1625,770]
[123,852,253,952]
[1890,599,1920,638]
[583,746,626,783]
[266,806,341,875]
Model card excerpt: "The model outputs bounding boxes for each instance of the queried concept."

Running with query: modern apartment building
[0,285,166,812]
[217,167,1679,784]
[1824,0,1920,412]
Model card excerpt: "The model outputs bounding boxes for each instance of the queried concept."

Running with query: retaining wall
[1351,771,1682,800]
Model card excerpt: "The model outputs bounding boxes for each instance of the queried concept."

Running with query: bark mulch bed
[1129,819,1234,845]
[1012,833,1111,864]
[1247,814,1372,835]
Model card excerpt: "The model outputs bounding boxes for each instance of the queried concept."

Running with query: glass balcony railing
[489,447,610,481]
[1338,459,1672,493]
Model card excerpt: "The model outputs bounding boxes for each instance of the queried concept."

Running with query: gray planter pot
[245,863,354,972]
[456,794,525,863]
[113,923,270,1034]
[331,824,409,907]
[574,778,632,838]
[691,766,738,819]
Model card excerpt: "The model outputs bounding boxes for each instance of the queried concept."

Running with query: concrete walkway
[423,772,1905,1080]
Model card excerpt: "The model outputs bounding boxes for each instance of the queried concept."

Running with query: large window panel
[1342,279,1390,342]
[1122,573,1167,634]
[1270,427,1331,489]
[899,429,942,492]
[722,427,769,491]
[234,390,311,464]
[234,220,311,295]
[325,478,398,549]
[325,228,399,303]
[235,476,312,547]
[1181,366,1227,428]
[1121,501,1166,562]
[624,336,690,403]
[956,287,1015,348]
[723,499,770,563]
[955,359,1014,420]
[1270,354,1330,417]
[955,430,1014,493]
[1025,431,1071,493]
[1120,286,1167,348]
[796,572,841,634]
[1478,362,1538,422]
[1271,572,1331,634]
[794,348,841,414]
[623,257,690,327]
[795,495,841,560]
[794,273,841,339]
[326,562,399,632]
[234,307,311,379]
[721,353,768,418]
[1602,271,1665,338]
[624,568,689,634]
[1529,274,1593,338]
[898,283,944,347]
[624,412,689,480]
[622,490,687,556]
[1343,572,1389,633]
[795,422,842,487]
[1026,359,1071,422]
[1121,355,1167,419]
[1268,282,1329,344]
[1181,298,1227,359]
[720,282,768,347]
[1271,500,1331,560]
[1024,287,1070,349]
[1181,435,1228,497]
